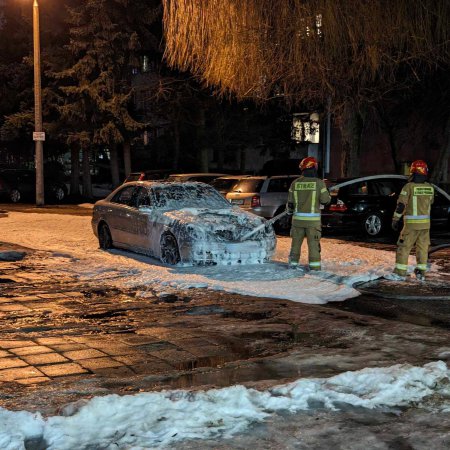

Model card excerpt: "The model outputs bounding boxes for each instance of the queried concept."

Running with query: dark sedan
[322,175,450,237]
[0,169,67,203]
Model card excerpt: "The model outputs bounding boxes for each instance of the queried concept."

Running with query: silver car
[226,175,298,231]
[92,181,276,265]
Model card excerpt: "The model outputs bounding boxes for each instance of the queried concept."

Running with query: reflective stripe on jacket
[287,176,330,228]
[394,182,434,230]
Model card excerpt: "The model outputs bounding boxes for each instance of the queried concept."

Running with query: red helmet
[299,156,318,171]
[410,160,428,176]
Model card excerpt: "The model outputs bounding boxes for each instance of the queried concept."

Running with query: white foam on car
[101,182,276,265]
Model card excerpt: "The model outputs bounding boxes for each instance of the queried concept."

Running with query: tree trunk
[70,146,80,196]
[376,105,400,173]
[110,144,121,187]
[430,115,450,183]
[173,119,180,170]
[200,147,209,172]
[386,125,400,174]
[216,111,226,171]
[123,141,132,177]
[197,107,209,172]
[82,146,93,199]
[340,104,364,178]
[217,140,225,172]
[240,146,246,172]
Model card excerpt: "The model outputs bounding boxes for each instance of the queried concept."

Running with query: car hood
[162,208,269,241]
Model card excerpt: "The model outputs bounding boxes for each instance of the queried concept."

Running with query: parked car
[92,181,276,265]
[210,175,251,196]
[322,174,450,237]
[226,175,298,232]
[0,169,68,203]
[166,173,229,184]
[123,170,173,183]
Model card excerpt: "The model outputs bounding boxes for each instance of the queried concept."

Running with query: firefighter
[286,156,331,271]
[390,160,434,281]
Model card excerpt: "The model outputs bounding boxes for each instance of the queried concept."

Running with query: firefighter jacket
[394,182,434,230]
[287,176,331,228]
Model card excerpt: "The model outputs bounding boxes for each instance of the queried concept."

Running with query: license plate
[231,199,244,205]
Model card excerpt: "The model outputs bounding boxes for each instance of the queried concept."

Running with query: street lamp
[32,0,45,205]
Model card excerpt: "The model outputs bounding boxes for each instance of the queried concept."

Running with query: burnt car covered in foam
[92,181,276,265]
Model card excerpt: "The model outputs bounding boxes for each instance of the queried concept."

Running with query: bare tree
[163,0,450,176]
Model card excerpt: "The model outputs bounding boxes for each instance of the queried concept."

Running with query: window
[267,178,294,193]
[152,184,230,209]
[372,180,398,197]
[346,181,369,196]
[135,187,152,208]
[232,179,264,193]
[112,186,135,205]
[211,178,239,191]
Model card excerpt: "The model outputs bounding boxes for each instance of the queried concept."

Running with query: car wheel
[274,207,292,234]
[160,232,181,265]
[53,186,66,202]
[363,212,384,237]
[98,223,113,249]
[9,189,21,203]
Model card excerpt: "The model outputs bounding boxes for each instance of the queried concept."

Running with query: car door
[108,185,138,245]
[371,178,400,218]
[129,187,158,254]
[338,180,374,221]
[18,171,35,198]
[263,177,295,217]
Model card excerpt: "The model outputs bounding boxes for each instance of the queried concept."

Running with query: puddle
[356,280,450,300]
[0,250,26,261]
[80,310,127,320]
[184,305,228,315]
[158,359,302,390]
[330,293,450,329]
[224,310,273,321]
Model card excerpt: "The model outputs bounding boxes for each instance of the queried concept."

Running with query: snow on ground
[1,212,431,304]
[0,361,449,449]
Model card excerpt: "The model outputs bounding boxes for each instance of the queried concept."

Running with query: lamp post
[33,0,45,206]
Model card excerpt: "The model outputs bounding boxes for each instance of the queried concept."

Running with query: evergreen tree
[56,0,161,190]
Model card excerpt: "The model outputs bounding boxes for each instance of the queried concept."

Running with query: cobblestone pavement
[1,241,450,418]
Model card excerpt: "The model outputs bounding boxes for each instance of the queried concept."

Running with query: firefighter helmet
[410,160,428,176]
[299,156,318,171]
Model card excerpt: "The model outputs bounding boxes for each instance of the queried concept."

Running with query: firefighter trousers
[394,227,430,276]
[289,226,322,270]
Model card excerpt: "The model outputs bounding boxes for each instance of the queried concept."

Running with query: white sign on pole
[33,131,46,141]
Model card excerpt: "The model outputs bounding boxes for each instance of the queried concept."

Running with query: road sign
[33,131,46,141]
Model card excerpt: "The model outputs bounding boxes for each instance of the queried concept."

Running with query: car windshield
[152,183,232,209]
[232,178,264,193]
